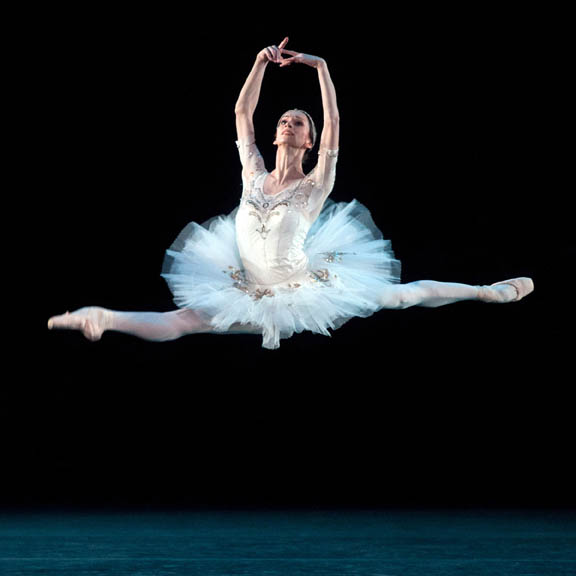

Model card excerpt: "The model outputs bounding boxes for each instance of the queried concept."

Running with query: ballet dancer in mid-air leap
[48,37,534,349]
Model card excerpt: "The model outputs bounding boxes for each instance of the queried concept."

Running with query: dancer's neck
[273,144,306,185]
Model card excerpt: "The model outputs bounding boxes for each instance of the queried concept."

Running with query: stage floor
[1,508,575,575]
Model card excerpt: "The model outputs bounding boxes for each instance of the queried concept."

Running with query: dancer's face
[274,111,312,151]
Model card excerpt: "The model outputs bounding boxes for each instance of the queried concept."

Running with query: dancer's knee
[136,310,212,341]
[161,310,260,339]
[379,285,421,309]
[170,309,213,337]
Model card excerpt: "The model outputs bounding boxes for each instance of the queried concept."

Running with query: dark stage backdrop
[13,10,573,511]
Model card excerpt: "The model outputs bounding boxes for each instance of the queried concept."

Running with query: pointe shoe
[489,277,534,302]
[47,307,113,341]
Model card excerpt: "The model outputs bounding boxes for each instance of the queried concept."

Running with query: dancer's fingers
[269,45,280,62]
[278,36,289,50]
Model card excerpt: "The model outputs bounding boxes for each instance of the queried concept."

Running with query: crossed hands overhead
[258,37,325,69]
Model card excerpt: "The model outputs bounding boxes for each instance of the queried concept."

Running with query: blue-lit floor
[1,508,575,575]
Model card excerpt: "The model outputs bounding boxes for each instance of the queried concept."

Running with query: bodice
[235,172,314,286]
[234,139,338,288]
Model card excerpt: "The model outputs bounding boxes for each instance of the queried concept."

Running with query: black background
[10,8,573,511]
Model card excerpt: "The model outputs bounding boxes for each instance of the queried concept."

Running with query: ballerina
[48,37,534,350]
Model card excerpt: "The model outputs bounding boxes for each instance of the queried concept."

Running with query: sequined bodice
[236,172,315,286]
[235,140,339,288]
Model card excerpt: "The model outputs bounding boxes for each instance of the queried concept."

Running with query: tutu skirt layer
[162,199,401,349]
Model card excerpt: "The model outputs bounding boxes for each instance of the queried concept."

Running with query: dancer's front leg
[379,278,534,309]
[48,307,213,342]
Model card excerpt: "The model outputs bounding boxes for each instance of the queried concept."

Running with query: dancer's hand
[278,47,326,69]
[257,37,290,64]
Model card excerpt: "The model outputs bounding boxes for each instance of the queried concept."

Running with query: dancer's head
[274,109,317,162]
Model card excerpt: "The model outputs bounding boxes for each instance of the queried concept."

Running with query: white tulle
[162,198,401,349]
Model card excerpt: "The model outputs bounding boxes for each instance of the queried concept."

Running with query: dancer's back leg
[48,307,262,342]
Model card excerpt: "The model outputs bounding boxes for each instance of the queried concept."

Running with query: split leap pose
[48,38,533,349]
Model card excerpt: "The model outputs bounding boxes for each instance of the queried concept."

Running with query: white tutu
[162,198,401,349]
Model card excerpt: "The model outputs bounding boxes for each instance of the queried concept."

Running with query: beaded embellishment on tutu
[162,198,400,349]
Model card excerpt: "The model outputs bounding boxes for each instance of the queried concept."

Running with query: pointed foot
[490,277,534,302]
[47,307,112,341]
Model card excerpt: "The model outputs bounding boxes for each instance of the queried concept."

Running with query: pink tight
[48,280,516,342]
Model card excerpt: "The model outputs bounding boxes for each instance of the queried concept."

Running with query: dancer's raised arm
[235,37,289,143]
